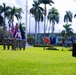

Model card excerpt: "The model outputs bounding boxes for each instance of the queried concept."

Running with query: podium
[72,43,76,57]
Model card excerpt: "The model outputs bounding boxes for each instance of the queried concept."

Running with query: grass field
[0,45,76,75]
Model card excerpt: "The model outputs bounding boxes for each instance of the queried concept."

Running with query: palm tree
[38,0,54,45]
[0,3,11,30]
[38,0,54,15]
[61,24,74,46]
[7,6,23,25]
[15,8,23,23]
[47,7,59,36]
[64,11,73,24]
[30,1,44,44]
[38,11,44,44]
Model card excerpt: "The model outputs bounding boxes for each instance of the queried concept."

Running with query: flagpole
[25,0,28,46]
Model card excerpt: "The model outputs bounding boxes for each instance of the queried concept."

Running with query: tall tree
[30,1,44,44]
[38,0,54,15]
[61,24,73,46]
[47,7,59,36]
[0,3,11,30]
[15,8,23,23]
[37,11,44,44]
[63,11,73,46]
[7,6,23,25]
[38,0,54,44]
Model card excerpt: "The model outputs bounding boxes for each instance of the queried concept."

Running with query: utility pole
[25,0,28,46]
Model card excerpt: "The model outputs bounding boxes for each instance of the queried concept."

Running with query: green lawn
[0,45,76,75]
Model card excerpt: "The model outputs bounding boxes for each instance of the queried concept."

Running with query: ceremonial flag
[19,23,25,39]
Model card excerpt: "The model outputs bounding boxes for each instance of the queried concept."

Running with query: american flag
[14,23,18,37]
[9,24,15,37]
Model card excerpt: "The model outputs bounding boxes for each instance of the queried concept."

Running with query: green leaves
[47,7,59,23]
[61,24,73,38]
[64,11,73,23]
[30,1,44,22]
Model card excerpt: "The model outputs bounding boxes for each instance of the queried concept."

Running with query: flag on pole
[15,29,21,39]
[9,24,15,38]
[44,36,50,45]
[14,23,18,37]
[19,23,25,39]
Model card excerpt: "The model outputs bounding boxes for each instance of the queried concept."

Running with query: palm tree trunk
[29,13,31,36]
[48,22,50,33]
[38,21,40,44]
[52,21,55,36]
[66,19,69,24]
[35,20,37,44]
[44,4,46,45]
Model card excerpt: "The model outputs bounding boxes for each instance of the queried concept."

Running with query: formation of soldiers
[2,38,26,50]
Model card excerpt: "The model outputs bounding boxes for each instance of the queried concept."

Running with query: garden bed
[33,44,54,47]
[46,47,59,50]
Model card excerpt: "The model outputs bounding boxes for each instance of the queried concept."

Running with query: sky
[0,0,76,33]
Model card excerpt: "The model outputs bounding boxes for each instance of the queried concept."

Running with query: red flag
[45,37,50,44]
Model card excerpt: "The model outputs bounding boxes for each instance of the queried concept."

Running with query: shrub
[27,36,34,45]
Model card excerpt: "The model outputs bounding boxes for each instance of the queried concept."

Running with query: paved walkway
[26,43,32,48]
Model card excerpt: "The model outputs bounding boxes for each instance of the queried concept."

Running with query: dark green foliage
[30,1,44,22]
[47,7,59,23]
[19,22,25,39]
[46,47,58,50]
[38,0,54,5]
[61,24,74,38]
[27,36,34,45]
[64,11,73,23]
